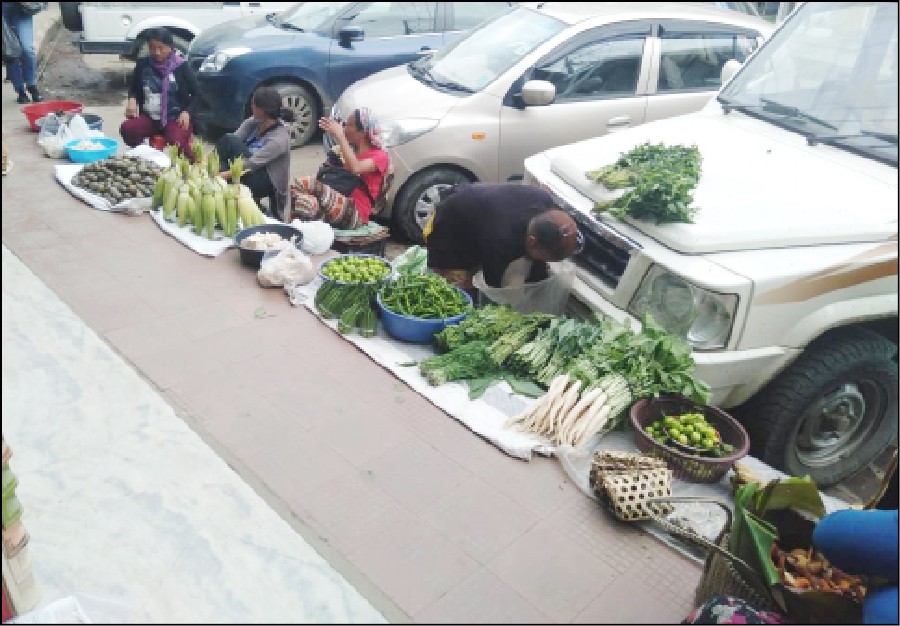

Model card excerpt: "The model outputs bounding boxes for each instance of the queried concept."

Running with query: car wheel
[394,168,473,243]
[60,2,82,32]
[270,82,317,148]
[738,328,898,487]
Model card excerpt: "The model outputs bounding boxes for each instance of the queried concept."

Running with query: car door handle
[607,116,631,127]
[416,47,434,55]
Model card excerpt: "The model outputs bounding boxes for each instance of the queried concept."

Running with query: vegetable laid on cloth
[586,142,702,224]
[379,272,469,319]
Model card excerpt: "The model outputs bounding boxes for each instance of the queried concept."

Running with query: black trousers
[216,133,276,211]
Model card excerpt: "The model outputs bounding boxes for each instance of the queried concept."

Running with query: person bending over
[424,182,584,295]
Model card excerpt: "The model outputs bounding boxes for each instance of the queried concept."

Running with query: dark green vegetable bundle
[586,142,702,224]
[379,272,470,319]
[419,340,500,386]
[433,305,525,352]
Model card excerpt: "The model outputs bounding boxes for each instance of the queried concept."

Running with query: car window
[282,2,353,30]
[658,32,758,91]
[534,37,645,101]
[346,2,438,38]
[448,2,513,32]
[421,7,565,91]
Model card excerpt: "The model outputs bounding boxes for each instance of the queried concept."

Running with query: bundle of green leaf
[585,142,702,224]
[433,305,525,352]
[379,272,470,319]
[392,245,429,276]
[419,340,500,386]
[565,313,711,405]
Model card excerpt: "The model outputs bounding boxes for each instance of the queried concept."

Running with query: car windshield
[280,2,352,31]
[411,6,565,93]
[719,1,897,166]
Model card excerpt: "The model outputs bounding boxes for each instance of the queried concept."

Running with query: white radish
[504,395,544,429]
[550,379,582,442]
[569,394,609,445]
[525,375,569,435]
[558,388,606,444]
[575,403,613,448]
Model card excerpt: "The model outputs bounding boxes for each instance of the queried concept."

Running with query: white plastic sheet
[53,145,170,212]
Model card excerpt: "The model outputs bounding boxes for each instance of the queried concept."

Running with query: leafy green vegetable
[419,340,500,386]
[433,305,524,352]
[586,142,702,224]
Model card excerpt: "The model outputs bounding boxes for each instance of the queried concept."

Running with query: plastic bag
[257,243,315,288]
[37,114,75,159]
[290,219,334,255]
[473,260,575,315]
[68,114,93,140]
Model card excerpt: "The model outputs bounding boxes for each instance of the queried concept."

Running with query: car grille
[542,181,638,289]
[570,210,638,289]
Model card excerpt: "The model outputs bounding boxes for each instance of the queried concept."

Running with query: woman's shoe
[26,85,43,103]
[16,91,30,104]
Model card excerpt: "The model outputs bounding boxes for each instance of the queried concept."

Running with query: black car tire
[737,328,898,487]
[60,2,82,32]
[394,167,472,243]
[270,82,317,148]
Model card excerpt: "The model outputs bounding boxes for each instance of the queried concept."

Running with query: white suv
[523,1,898,487]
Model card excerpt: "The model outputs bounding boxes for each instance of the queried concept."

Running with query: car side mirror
[339,26,364,47]
[520,79,555,107]
[720,59,743,85]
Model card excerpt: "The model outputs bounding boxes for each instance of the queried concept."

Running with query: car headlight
[380,118,439,148]
[199,47,251,73]
[628,266,737,350]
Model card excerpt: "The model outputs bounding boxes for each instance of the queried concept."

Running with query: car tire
[270,82,317,149]
[737,328,898,487]
[394,168,473,243]
[60,2,82,32]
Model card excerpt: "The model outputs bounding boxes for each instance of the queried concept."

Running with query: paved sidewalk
[2,6,704,623]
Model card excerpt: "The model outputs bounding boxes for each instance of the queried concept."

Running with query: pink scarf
[150,51,185,126]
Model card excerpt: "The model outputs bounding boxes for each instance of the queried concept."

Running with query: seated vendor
[423,182,584,296]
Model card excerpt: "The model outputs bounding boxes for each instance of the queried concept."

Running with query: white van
[60,1,293,59]
[523,1,898,486]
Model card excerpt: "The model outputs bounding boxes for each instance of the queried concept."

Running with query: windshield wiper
[430,76,473,93]
[807,128,899,147]
[759,97,837,130]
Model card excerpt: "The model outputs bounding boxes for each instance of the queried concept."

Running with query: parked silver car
[334,2,773,241]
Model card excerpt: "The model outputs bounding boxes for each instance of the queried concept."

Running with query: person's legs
[3,4,26,101]
[5,7,38,101]
[215,133,250,172]
[162,119,194,161]
[241,166,276,212]
[119,114,157,148]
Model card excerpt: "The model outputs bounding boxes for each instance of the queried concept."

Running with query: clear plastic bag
[473,260,575,315]
[257,242,315,288]
[37,114,74,159]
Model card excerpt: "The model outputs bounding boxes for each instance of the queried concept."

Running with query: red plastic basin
[22,100,84,132]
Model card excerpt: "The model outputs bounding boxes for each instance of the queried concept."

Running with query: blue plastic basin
[64,137,119,164]
[376,288,472,344]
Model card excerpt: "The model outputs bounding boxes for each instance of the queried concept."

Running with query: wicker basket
[629,395,750,483]
[640,496,778,613]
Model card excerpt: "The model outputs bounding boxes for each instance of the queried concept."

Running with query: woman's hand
[177,111,191,130]
[319,117,344,138]
[125,99,138,119]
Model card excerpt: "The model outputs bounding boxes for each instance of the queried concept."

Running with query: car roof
[517,2,773,30]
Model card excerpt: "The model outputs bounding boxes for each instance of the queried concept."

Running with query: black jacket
[127,55,199,121]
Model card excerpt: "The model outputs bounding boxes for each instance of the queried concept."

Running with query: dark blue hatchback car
[189,2,514,148]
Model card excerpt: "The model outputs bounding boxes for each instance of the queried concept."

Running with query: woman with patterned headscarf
[289,107,389,229]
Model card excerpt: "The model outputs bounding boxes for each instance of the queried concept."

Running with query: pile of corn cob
[152,144,268,240]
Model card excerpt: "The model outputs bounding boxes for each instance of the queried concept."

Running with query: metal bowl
[233,224,304,269]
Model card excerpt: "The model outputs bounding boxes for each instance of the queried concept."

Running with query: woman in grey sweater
[216,87,292,220]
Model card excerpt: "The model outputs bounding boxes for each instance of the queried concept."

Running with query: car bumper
[565,274,799,409]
